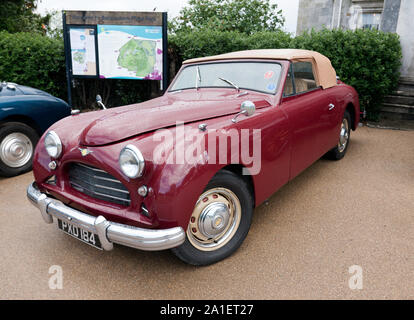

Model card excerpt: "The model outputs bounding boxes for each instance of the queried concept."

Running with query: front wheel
[172,170,253,266]
[0,122,39,177]
[326,110,351,161]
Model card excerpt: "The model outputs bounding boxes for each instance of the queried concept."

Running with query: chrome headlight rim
[119,144,145,179]
[44,131,62,159]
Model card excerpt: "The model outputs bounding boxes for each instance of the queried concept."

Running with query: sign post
[62,10,168,107]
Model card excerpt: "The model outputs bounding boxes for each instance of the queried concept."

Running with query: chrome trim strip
[71,182,131,205]
[71,167,125,184]
[91,175,123,185]
[70,179,129,195]
[93,183,130,195]
[27,183,185,251]
[76,162,107,173]
[70,164,122,184]
[69,163,131,206]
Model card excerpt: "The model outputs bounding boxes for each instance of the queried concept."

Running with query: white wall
[396,0,414,81]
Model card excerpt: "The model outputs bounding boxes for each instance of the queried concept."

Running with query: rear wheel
[326,110,351,160]
[0,122,39,177]
[172,170,253,266]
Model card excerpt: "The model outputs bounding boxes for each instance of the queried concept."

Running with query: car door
[280,61,336,180]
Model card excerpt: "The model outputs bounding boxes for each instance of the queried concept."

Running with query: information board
[69,27,97,76]
[97,25,163,80]
[62,11,168,105]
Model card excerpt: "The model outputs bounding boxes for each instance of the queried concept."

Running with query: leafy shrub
[0,31,66,98]
[0,1,52,34]
[170,0,285,34]
[169,29,291,77]
[290,28,402,119]
[170,29,291,61]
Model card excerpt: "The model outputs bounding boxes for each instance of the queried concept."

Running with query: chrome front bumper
[27,182,185,251]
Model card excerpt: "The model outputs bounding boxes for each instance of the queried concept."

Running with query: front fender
[0,96,71,133]
[140,116,264,230]
[140,122,230,230]
[148,161,223,230]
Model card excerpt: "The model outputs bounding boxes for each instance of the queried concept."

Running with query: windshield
[170,61,282,94]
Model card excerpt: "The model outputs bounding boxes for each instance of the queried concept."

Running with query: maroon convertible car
[27,49,360,265]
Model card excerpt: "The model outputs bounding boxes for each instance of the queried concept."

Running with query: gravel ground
[0,126,413,300]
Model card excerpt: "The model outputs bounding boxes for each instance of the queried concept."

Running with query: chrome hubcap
[0,133,33,168]
[199,202,230,238]
[338,118,349,153]
[187,188,241,251]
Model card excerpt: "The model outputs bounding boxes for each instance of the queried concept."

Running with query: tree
[170,0,285,35]
[0,0,52,34]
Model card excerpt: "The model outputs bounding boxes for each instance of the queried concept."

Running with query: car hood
[18,85,52,96]
[69,91,271,147]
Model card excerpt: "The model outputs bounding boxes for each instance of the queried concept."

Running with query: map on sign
[69,28,97,76]
[97,25,163,80]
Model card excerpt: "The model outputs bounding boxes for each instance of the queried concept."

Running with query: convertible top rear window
[170,61,282,94]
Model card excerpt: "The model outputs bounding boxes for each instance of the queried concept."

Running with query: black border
[62,11,72,106]
[162,12,168,92]
[66,25,99,79]
[0,300,410,317]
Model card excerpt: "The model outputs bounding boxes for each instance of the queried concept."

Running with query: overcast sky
[36,0,299,34]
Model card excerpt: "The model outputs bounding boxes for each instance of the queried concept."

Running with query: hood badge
[199,124,207,132]
[79,148,93,157]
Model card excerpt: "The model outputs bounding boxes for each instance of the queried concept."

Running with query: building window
[362,12,381,30]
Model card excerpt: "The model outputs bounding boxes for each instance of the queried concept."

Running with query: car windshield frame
[168,60,283,95]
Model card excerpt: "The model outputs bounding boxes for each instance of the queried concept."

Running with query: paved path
[0,126,413,299]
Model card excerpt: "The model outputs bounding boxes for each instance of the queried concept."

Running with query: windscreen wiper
[196,66,201,90]
[218,77,240,92]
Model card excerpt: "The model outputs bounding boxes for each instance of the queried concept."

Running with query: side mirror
[232,101,256,123]
[96,94,107,110]
[241,100,256,116]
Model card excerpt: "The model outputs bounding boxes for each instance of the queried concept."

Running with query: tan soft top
[183,49,337,89]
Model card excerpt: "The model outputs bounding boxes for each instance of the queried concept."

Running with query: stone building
[297,0,414,121]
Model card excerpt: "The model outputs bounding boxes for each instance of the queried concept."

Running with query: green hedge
[0,31,66,98]
[0,28,402,120]
[290,28,402,119]
[169,29,291,62]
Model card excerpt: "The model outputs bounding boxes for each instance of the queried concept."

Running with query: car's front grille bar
[68,163,131,207]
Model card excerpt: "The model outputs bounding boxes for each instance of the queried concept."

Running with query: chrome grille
[68,163,131,207]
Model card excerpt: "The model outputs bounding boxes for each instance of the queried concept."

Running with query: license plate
[58,219,102,250]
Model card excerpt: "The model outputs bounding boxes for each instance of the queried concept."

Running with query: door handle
[328,103,335,111]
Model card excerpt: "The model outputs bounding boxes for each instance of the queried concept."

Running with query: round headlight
[44,131,62,158]
[119,145,145,179]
